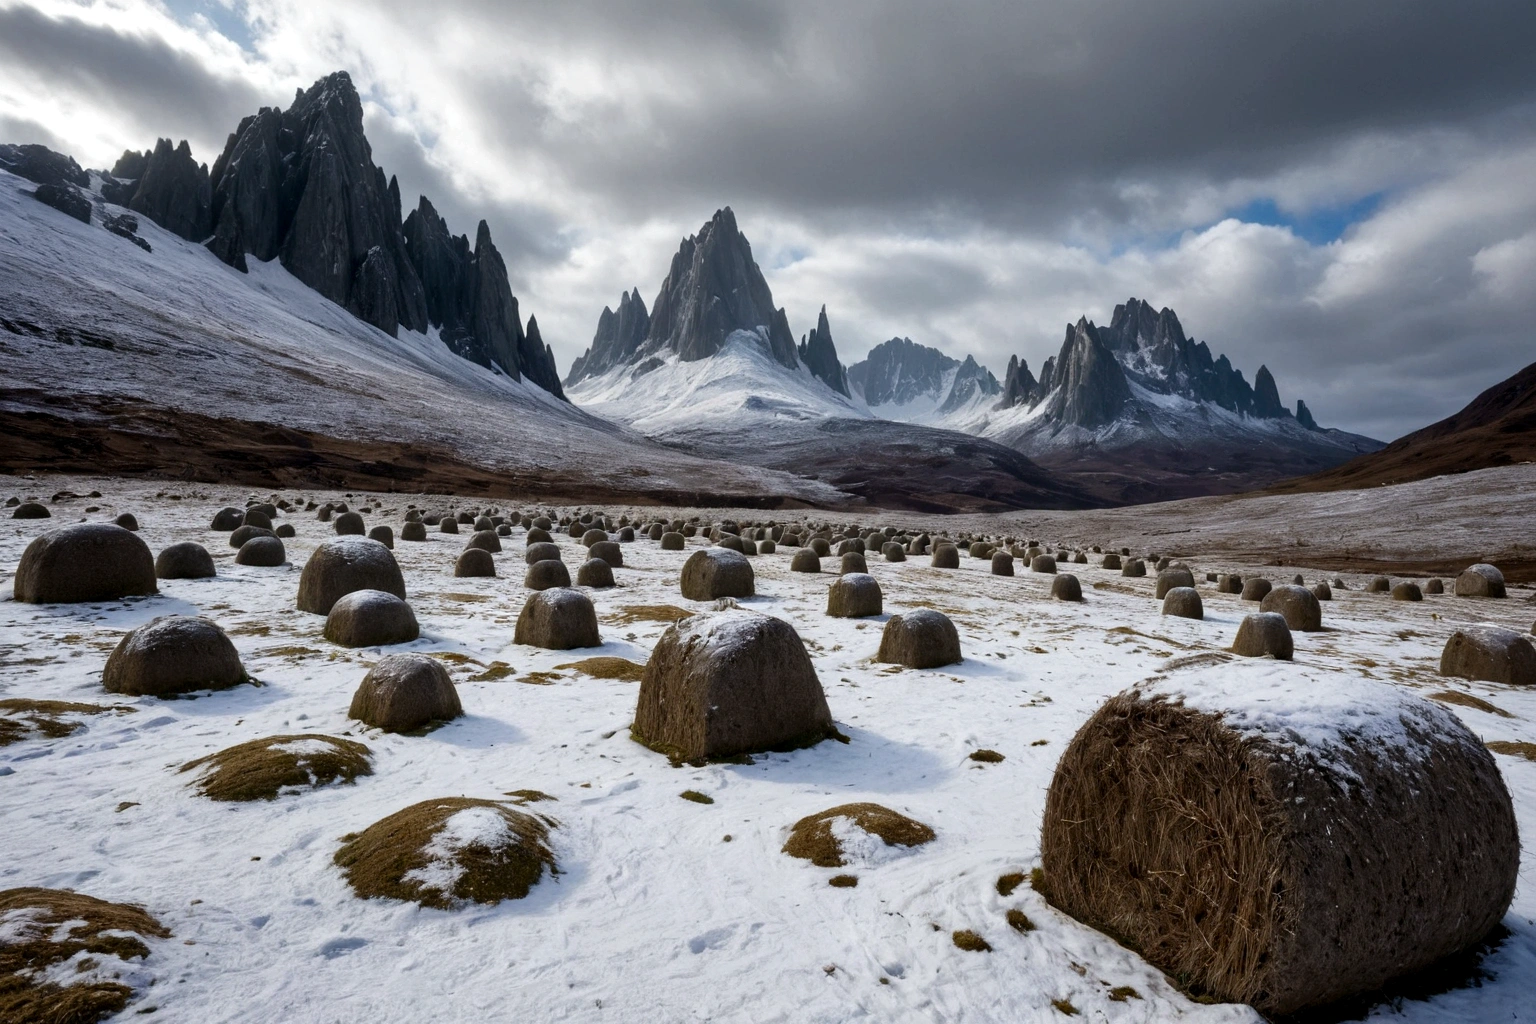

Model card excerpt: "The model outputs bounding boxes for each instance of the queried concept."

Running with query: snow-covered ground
[3,472,1534,1023]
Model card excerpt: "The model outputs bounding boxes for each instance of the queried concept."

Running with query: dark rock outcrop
[0,144,88,188]
[936,354,1001,414]
[847,337,957,407]
[1252,365,1286,419]
[31,183,91,223]
[798,306,850,396]
[1295,399,1318,430]
[641,207,798,369]
[1034,318,1133,430]
[128,138,211,242]
[997,354,1039,410]
[566,288,651,385]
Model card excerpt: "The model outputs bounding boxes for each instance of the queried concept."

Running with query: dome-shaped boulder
[633,610,834,762]
[931,544,960,569]
[348,654,461,731]
[236,536,286,566]
[827,573,882,618]
[1455,564,1506,599]
[577,558,615,588]
[1439,626,1536,687]
[1232,613,1293,659]
[439,518,460,534]
[367,525,394,549]
[1241,578,1273,602]
[525,541,562,565]
[14,524,157,603]
[791,549,821,573]
[514,588,600,649]
[1260,585,1322,631]
[455,548,496,578]
[296,538,406,615]
[465,529,501,554]
[681,548,754,601]
[1392,582,1423,602]
[991,552,1014,576]
[1051,574,1083,602]
[401,521,427,542]
[525,559,572,590]
[103,615,247,695]
[1102,553,1122,570]
[589,540,623,567]
[840,551,868,575]
[229,524,274,549]
[877,609,961,669]
[325,590,420,647]
[1155,568,1196,599]
[333,512,366,536]
[210,506,244,530]
[1162,587,1203,619]
[156,542,215,580]
[882,542,906,563]
[1120,558,1146,578]
[12,501,50,519]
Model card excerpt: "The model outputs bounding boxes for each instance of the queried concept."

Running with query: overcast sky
[3,0,1534,439]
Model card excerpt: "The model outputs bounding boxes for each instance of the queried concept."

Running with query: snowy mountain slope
[0,168,844,506]
[847,338,1001,426]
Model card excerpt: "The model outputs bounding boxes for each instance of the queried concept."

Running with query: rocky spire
[996,354,1039,410]
[797,305,850,396]
[1253,365,1287,418]
[641,207,799,370]
[126,138,211,242]
[1295,399,1318,430]
[565,288,651,386]
[1039,318,1133,429]
[937,354,1001,414]
[521,316,565,399]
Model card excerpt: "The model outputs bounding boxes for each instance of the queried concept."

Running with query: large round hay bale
[715,534,745,553]
[515,588,600,649]
[1424,578,1444,595]
[581,528,607,547]
[1154,568,1195,599]
[633,610,834,761]
[228,524,274,549]
[589,540,623,567]
[1240,578,1272,602]
[14,524,157,603]
[316,505,334,522]
[525,541,562,565]
[325,590,420,647]
[455,548,496,578]
[839,551,868,575]
[346,653,460,732]
[1121,558,1146,578]
[236,535,286,567]
[810,538,832,557]
[577,558,615,588]
[660,531,685,551]
[1217,573,1243,594]
[210,506,244,530]
[827,573,882,618]
[524,559,570,590]
[296,538,406,615]
[474,516,494,532]
[680,548,754,601]
[791,549,821,573]
[758,539,777,554]
[1392,581,1423,602]
[1259,585,1322,631]
[878,541,904,563]
[1031,555,1057,574]
[838,538,865,556]
[1162,587,1202,619]
[527,526,552,544]
[465,529,501,554]
[648,524,665,541]
[1051,574,1083,602]
[1455,564,1506,598]
[532,516,552,531]
[439,517,460,535]
[333,511,366,536]
[991,552,1014,576]
[367,525,394,549]
[877,610,961,668]
[156,542,215,580]
[1101,553,1122,570]
[275,523,296,539]
[1038,673,1519,1018]
[1311,582,1332,601]
[931,544,960,569]
[103,615,247,695]
[1232,612,1293,659]
[1366,575,1391,593]
[1439,626,1536,686]
[401,521,427,542]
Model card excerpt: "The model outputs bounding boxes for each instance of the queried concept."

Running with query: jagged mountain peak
[798,305,850,397]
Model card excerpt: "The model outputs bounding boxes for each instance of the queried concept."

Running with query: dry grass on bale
[952,930,992,952]
[180,735,372,801]
[0,698,133,746]
[1429,691,1514,718]
[783,803,935,868]
[334,797,558,910]
[553,657,646,682]
[1487,740,1536,761]
[612,604,693,625]
[0,887,169,1024]
[1038,691,1518,1018]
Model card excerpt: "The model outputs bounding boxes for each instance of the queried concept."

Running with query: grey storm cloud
[3,0,1535,440]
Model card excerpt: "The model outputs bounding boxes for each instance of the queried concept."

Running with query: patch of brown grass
[553,657,646,682]
[443,593,492,603]
[783,803,936,868]
[997,872,1025,896]
[0,887,169,1024]
[470,662,515,681]
[1006,908,1035,932]
[611,604,693,625]
[1052,998,1079,1015]
[829,875,858,888]
[517,672,562,686]
[180,734,372,801]
[952,930,991,952]
[0,699,134,747]
[680,790,715,804]
[1487,741,1536,761]
[333,797,558,909]
[503,789,556,803]
[1430,691,1514,718]
[969,749,1005,763]
[1108,986,1141,1002]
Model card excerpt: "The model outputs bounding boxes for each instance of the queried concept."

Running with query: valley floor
[2,470,1534,1023]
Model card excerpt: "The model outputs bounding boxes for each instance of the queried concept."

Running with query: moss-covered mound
[782,802,936,868]
[180,734,372,801]
[0,887,169,1024]
[0,698,133,747]
[553,657,646,681]
[334,797,559,910]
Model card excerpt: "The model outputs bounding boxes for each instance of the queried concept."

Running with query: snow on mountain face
[846,337,1000,425]
[0,167,842,506]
